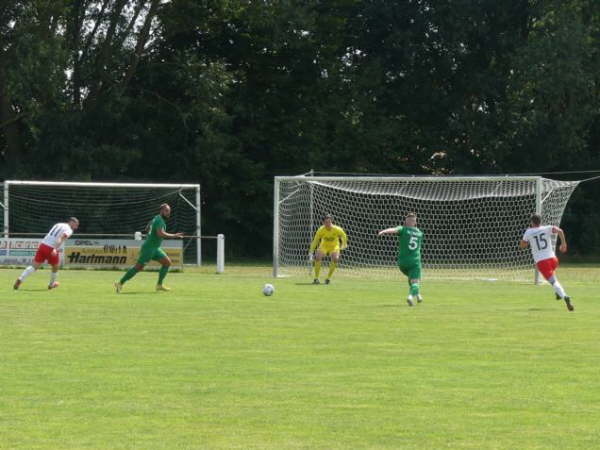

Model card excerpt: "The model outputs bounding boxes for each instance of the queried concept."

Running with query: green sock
[410,282,420,296]
[120,267,139,284]
[158,265,169,285]
[314,261,322,278]
[327,261,337,279]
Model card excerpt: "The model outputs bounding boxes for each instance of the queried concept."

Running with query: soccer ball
[262,283,275,296]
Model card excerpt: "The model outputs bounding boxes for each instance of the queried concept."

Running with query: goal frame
[2,180,202,266]
[273,175,545,281]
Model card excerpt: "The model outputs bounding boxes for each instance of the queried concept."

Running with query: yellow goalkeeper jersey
[310,225,348,252]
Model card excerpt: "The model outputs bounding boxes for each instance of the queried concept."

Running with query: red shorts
[536,257,558,280]
[34,243,60,265]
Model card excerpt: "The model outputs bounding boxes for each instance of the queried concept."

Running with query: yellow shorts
[318,245,340,256]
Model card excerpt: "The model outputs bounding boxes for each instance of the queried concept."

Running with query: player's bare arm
[519,239,528,249]
[378,228,399,236]
[157,229,184,239]
[55,232,70,249]
[553,226,567,253]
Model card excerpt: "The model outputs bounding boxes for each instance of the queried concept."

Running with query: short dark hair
[323,214,333,221]
[530,213,541,226]
[160,203,170,211]
[68,217,79,224]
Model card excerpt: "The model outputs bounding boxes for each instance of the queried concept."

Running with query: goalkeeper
[378,212,424,306]
[309,214,348,284]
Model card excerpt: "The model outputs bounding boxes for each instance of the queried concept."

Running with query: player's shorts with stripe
[137,246,168,265]
[318,244,340,256]
[398,260,421,280]
[536,256,558,280]
[34,243,59,265]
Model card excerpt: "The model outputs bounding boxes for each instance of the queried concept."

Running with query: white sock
[19,266,36,281]
[50,272,58,284]
[551,280,566,298]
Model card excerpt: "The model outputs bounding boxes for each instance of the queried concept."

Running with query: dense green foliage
[2,266,600,448]
[1,1,599,256]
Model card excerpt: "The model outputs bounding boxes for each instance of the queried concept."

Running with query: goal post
[1,180,202,265]
[273,175,580,281]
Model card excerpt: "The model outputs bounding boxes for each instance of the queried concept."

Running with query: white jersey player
[14,217,79,290]
[519,213,573,311]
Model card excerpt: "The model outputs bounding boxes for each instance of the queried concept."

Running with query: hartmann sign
[64,239,183,268]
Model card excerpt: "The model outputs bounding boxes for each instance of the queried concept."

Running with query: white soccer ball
[262,283,275,296]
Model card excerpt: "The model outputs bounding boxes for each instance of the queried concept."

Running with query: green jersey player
[115,203,184,293]
[378,212,424,306]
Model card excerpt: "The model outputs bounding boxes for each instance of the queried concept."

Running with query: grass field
[1,265,599,449]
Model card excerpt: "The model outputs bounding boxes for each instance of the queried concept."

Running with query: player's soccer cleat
[156,284,171,292]
[417,295,423,303]
[312,278,320,285]
[48,281,60,290]
[114,282,123,293]
[325,279,330,285]
[13,279,21,290]
[555,293,561,301]
[407,296,414,307]
[564,296,574,312]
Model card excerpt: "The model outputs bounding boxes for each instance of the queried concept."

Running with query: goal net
[2,181,201,265]
[273,176,580,281]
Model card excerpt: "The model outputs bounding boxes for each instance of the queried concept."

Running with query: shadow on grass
[115,292,156,295]
[13,288,51,292]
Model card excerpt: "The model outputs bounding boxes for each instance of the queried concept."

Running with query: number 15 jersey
[522,225,556,262]
[395,226,423,265]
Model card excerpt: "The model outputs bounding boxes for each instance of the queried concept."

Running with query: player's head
[323,214,333,228]
[405,212,417,227]
[530,213,542,227]
[68,217,79,231]
[160,203,171,218]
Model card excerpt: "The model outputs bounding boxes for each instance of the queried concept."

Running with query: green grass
[1,265,599,449]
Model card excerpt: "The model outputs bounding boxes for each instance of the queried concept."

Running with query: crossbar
[6,180,199,189]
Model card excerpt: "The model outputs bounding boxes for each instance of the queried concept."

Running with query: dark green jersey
[143,215,166,249]
[396,226,423,265]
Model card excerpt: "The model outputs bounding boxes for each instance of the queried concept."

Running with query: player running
[114,203,184,293]
[13,217,79,290]
[309,214,348,285]
[378,212,424,306]
[519,213,573,311]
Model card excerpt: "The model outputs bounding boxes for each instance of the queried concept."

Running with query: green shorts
[138,246,167,265]
[398,261,421,280]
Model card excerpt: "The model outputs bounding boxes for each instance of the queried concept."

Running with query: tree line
[1,0,599,257]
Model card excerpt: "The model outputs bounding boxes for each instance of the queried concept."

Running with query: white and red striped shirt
[41,223,74,249]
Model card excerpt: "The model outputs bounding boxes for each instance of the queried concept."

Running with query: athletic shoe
[407,296,414,307]
[417,295,423,303]
[156,284,171,292]
[555,293,561,301]
[325,279,330,285]
[564,296,574,312]
[48,281,60,290]
[114,282,123,293]
[312,279,320,285]
[13,279,21,290]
